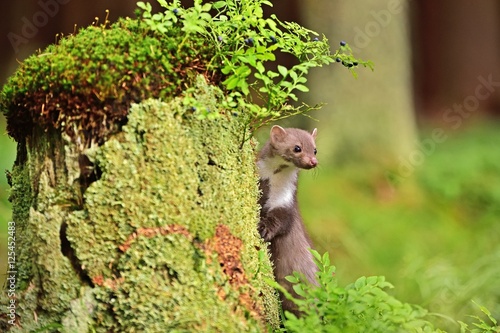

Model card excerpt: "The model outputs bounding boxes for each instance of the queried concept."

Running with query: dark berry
[173,8,179,15]
[353,61,358,66]
[232,112,239,117]
[270,36,277,44]
[340,40,347,46]
[191,106,197,111]
[244,37,254,46]
[313,37,319,42]
[336,57,342,63]
[217,36,223,42]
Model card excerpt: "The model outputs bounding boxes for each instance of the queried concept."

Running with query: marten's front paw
[258,222,273,242]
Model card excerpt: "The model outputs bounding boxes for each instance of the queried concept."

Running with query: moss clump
[65,82,279,331]
[0,17,219,144]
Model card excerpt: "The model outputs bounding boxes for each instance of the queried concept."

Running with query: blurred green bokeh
[300,121,500,330]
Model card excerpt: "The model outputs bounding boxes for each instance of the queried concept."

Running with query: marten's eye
[294,145,302,153]
[314,148,317,155]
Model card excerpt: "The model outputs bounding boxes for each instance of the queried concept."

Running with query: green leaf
[366,276,379,286]
[221,65,233,75]
[311,249,322,262]
[223,75,239,90]
[235,65,251,77]
[266,18,278,32]
[322,252,330,267]
[285,275,299,284]
[354,276,367,289]
[277,65,288,78]
[255,61,265,74]
[152,13,164,21]
[280,81,293,89]
[213,1,226,9]
[238,80,249,95]
[258,52,275,61]
[292,284,306,297]
[267,70,279,79]
[295,84,309,92]
[296,76,308,83]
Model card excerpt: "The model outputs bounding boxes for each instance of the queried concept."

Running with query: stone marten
[257,125,318,316]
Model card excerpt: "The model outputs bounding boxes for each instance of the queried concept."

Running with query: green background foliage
[298,122,500,332]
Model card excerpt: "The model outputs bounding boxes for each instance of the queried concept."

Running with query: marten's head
[269,125,318,170]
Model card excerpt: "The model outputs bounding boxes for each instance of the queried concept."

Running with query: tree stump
[1,15,279,333]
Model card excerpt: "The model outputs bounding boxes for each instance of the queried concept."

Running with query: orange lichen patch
[118,224,192,252]
[212,224,248,287]
[92,275,125,290]
[208,224,263,319]
[92,275,105,286]
[238,292,263,321]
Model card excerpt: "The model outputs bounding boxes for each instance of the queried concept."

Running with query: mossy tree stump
[1,16,279,332]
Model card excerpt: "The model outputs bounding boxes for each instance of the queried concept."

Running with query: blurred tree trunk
[300,0,417,168]
[412,0,500,121]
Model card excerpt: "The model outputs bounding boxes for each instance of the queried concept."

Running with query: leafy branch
[137,0,373,137]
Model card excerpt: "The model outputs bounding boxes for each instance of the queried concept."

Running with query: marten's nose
[310,157,318,167]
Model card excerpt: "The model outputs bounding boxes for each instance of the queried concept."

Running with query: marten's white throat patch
[257,156,297,210]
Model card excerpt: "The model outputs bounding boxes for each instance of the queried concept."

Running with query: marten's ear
[311,128,317,140]
[270,125,287,143]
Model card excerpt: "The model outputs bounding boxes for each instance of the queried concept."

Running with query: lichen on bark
[2,79,280,332]
[66,82,280,331]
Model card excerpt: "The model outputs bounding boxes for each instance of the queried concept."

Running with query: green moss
[1,131,92,332]
[64,80,279,331]
[8,156,32,290]
[1,17,217,143]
